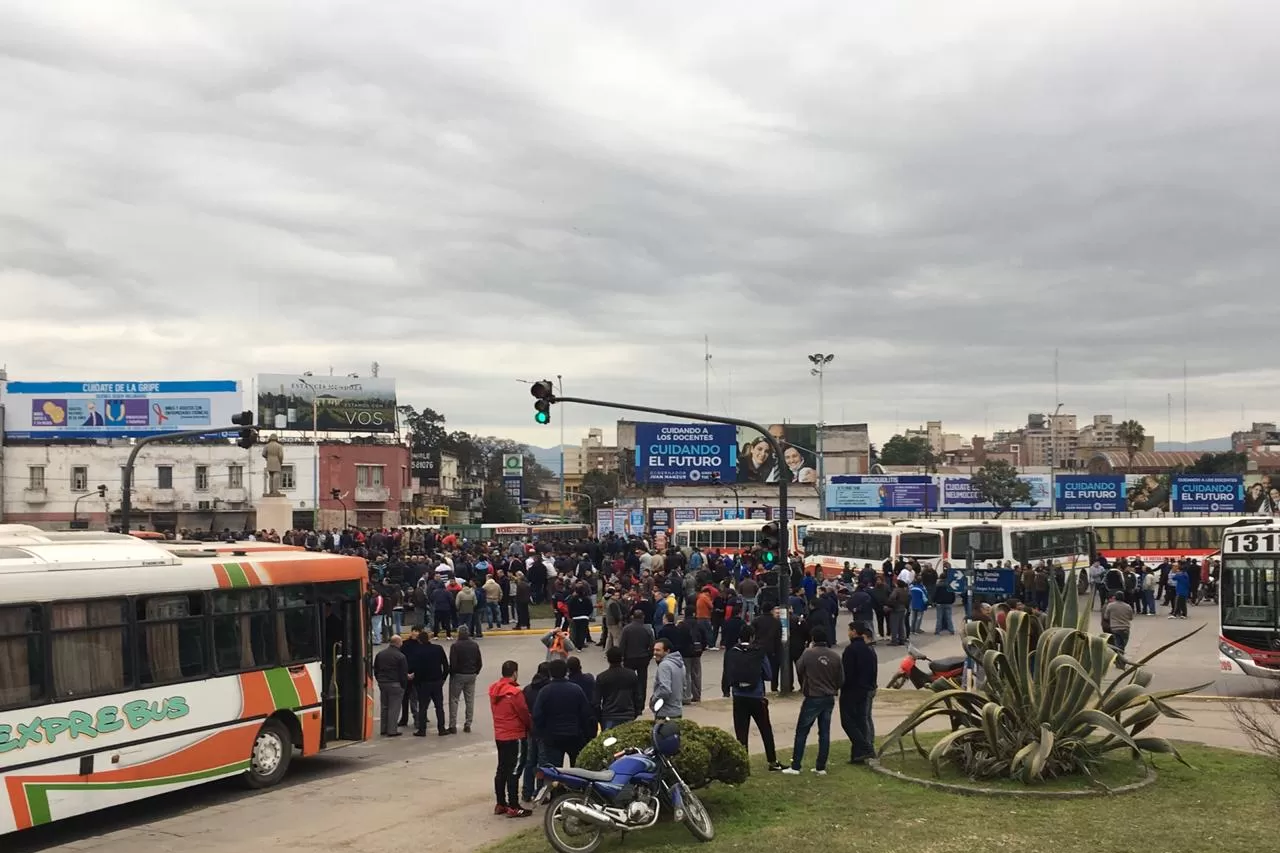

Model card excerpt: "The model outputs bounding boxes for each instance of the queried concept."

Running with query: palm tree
[1117,420,1146,472]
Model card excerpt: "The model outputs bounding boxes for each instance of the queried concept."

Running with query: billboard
[1171,475,1244,513]
[826,475,938,513]
[595,508,614,536]
[634,423,737,483]
[257,373,397,433]
[1,380,241,440]
[736,423,818,484]
[1124,473,1171,513]
[673,508,697,527]
[1054,475,1125,513]
[648,507,672,534]
[1245,474,1280,515]
[938,474,1052,512]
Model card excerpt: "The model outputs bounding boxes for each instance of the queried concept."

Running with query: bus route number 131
[1224,532,1279,554]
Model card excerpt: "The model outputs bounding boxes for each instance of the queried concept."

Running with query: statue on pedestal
[262,435,285,496]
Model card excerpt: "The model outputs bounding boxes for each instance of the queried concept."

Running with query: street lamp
[709,472,741,518]
[808,353,835,520]
[568,489,594,523]
[558,374,565,521]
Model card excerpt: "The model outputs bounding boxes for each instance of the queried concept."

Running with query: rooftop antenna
[1054,348,1060,417]
[704,335,711,413]
[1183,360,1188,450]
[371,361,379,378]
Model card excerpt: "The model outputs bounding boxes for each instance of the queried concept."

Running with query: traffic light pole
[548,393,795,694]
[119,427,247,535]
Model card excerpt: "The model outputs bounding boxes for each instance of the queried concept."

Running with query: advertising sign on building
[614,509,630,532]
[826,475,937,513]
[1,380,242,440]
[634,423,738,483]
[722,508,746,520]
[736,423,820,485]
[768,506,798,520]
[746,507,770,520]
[596,508,614,536]
[502,476,523,504]
[673,508,698,527]
[1244,474,1280,515]
[502,453,524,478]
[257,373,397,433]
[1171,476,1244,513]
[648,507,672,534]
[1054,475,1125,513]
[630,509,645,533]
[938,475,1052,512]
[696,507,722,522]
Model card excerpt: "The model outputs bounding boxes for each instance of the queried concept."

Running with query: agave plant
[879,569,1208,784]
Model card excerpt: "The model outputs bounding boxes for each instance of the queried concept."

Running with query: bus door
[318,580,367,744]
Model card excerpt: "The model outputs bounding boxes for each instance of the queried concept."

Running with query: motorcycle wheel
[886,672,906,689]
[679,784,715,842]
[543,792,604,853]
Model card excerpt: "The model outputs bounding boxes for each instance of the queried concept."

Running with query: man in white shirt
[896,564,915,586]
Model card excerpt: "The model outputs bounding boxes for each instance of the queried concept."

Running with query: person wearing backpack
[721,623,784,771]
[679,610,708,703]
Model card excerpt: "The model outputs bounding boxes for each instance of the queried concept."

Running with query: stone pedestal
[256,495,293,534]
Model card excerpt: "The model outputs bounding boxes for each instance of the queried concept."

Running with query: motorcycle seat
[928,656,966,674]
[556,768,616,782]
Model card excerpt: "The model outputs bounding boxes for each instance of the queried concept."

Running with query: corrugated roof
[1089,450,1205,468]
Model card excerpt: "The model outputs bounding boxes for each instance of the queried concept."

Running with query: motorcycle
[536,699,714,853]
[885,643,965,689]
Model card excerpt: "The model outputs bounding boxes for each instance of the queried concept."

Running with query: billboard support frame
[549,393,795,695]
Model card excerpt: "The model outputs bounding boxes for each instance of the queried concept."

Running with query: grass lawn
[484,741,1274,853]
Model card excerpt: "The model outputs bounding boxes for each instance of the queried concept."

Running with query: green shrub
[577,718,749,789]
[879,569,1208,785]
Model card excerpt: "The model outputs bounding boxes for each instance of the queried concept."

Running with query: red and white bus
[0,527,374,835]
[1090,517,1257,565]
[892,519,1096,570]
[802,521,943,578]
[1217,522,1280,681]
[673,519,806,558]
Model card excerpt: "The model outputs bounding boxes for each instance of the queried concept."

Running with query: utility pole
[558,374,565,521]
[704,336,711,413]
[544,389,796,694]
[808,353,834,520]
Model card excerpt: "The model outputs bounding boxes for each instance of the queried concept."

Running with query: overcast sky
[2,1,1275,448]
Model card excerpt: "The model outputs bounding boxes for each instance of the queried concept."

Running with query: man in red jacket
[488,660,534,817]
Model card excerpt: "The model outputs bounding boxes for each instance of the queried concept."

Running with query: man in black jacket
[373,635,408,737]
[594,646,642,730]
[840,621,878,764]
[407,632,450,736]
[618,611,655,704]
[752,607,783,693]
[531,658,593,767]
[397,630,422,727]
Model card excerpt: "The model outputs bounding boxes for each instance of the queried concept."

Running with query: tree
[971,459,1032,517]
[399,405,450,457]
[1117,419,1146,471]
[879,434,937,467]
[480,487,521,523]
[1187,451,1248,475]
[575,470,619,522]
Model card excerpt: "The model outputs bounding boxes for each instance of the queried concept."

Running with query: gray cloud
[1,0,1276,447]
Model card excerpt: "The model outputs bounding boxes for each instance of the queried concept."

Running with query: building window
[157,466,174,489]
[281,465,296,490]
[229,465,244,489]
[137,594,208,685]
[356,465,383,488]
[195,465,209,491]
[50,600,131,699]
[70,466,88,492]
[28,466,45,489]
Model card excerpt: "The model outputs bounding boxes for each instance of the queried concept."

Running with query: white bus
[0,527,374,835]
[802,522,945,579]
[1218,522,1280,681]
[673,519,806,558]
[1089,516,1257,565]
[892,519,1096,569]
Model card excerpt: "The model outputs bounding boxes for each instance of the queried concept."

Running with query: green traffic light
[763,550,775,563]
[535,411,550,424]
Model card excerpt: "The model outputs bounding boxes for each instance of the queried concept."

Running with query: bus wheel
[242,718,293,789]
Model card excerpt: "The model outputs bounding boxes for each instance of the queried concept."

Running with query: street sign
[971,568,1016,598]
[945,568,968,595]
[502,454,524,478]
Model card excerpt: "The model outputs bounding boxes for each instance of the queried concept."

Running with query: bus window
[1221,558,1278,627]
[1110,526,1139,551]
[899,532,943,558]
[864,533,891,562]
[675,532,689,549]
[724,530,741,550]
[1141,527,1170,551]
[710,529,726,549]
[1169,525,1196,551]
[952,527,1002,563]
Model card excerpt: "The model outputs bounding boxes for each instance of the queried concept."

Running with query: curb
[867,757,1157,798]
[1180,694,1275,704]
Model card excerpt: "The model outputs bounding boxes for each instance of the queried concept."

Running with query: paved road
[11,600,1270,853]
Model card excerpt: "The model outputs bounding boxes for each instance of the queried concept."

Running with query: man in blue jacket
[840,621,878,764]
[531,658,593,767]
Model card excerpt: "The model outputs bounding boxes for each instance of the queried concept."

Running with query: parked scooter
[885,644,965,689]
[536,699,713,853]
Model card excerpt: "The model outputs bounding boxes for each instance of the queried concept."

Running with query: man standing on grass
[488,661,534,819]
[721,623,784,772]
[783,626,843,776]
[840,622,878,764]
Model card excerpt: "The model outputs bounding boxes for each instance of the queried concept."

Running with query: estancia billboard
[256,373,397,433]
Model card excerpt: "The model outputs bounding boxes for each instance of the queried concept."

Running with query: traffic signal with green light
[530,379,555,425]
[231,410,257,449]
[759,522,779,564]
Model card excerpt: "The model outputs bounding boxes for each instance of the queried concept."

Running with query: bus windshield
[1221,558,1279,629]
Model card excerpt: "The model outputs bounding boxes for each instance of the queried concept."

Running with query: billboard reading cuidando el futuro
[257,373,397,433]
[634,423,738,483]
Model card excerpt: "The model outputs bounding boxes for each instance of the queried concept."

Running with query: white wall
[1,442,318,528]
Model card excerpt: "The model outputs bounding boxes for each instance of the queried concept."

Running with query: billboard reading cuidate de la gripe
[0,380,242,439]
[633,423,738,483]
[256,373,397,433]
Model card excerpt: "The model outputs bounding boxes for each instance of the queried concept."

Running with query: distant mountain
[528,445,567,475]
[1154,437,1231,452]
